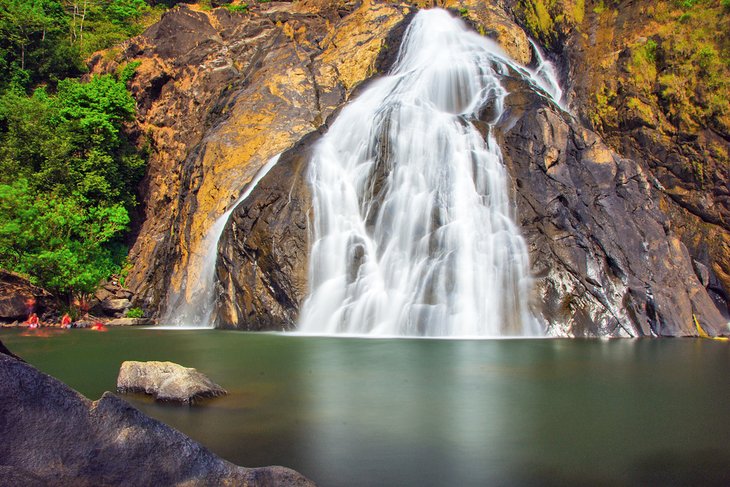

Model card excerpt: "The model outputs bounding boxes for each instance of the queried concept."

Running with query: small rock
[106,318,154,326]
[117,361,227,404]
[101,298,131,313]
[93,287,114,303]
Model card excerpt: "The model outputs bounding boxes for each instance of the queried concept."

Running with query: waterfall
[528,39,564,108]
[298,9,549,337]
[163,154,280,327]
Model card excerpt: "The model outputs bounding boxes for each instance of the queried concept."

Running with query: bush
[126,307,144,318]
[224,3,249,13]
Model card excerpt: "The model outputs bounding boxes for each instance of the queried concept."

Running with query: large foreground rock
[0,352,314,486]
[117,360,227,403]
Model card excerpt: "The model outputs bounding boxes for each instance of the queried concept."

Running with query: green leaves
[55,74,136,149]
[0,71,143,206]
[0,178,130,294]
[0,55,144,297]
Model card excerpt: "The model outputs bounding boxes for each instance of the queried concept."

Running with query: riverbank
[1,317,155,329]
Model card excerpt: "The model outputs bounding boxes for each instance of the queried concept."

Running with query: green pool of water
[2,328,729,486]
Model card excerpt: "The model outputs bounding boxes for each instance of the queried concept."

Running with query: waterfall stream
[528,39,564,108]
[163,154,280,327]
[298,9,554,336]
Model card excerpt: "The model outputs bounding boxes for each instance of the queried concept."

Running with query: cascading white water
[163,154,280,327]
[528,39,564,108]
[298,9,548,337]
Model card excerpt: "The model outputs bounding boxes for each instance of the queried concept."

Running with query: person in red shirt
[26,313,39,329]
[60,314,72,329]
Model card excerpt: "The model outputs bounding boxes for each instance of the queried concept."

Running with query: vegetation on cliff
[0,0,163,299]
[514,0,729,140]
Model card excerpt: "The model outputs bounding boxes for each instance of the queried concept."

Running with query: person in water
[60,314,72,329]
[91,321,106,331]
[25,313,40,329]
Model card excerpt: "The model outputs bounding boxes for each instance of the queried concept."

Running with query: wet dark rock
[216,132,318,330]
[496,76,726,336]
[0,353,314,486]
[213,65,728,336]
[518,0,730,317]
[117,360,227,403]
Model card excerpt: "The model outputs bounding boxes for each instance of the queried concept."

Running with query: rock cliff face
[0,271,53,322]
[95,1,410,317]
[107,1,728,336]
[498,76,725,336]
[503,0,730,318]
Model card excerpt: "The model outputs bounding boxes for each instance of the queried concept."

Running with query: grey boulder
[117,360,227,404]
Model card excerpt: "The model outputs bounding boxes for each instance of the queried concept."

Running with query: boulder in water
[117,360,227,404]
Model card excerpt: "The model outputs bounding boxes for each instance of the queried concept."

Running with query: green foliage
[224,3,249,13]
[590,85,618,131]
[515,0,588,46]
[674,0,699,9]
[593,1,608,14]
[0,0,85,91]
[117,60,141,83]
[518,0,555,43]
[0,71,144,208]
[652,2,730,133]
[628,38,659,91]
[0,47,145,297]
[126,306,143,318]
[0,1,169,92]
[572,0,585,23]
[0,179,129,295]
[458,7,468,17]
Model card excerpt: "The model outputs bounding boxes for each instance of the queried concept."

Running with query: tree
[0,0,83,90]
[0,179,129,297]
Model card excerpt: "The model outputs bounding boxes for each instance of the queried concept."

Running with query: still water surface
[2,329,729,486]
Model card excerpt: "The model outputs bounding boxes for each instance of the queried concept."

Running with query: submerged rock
[0,353,314,486]
[117,360,227,403]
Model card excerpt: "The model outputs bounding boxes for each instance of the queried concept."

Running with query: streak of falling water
[163,154,280,327]
[298,9,551,336]
[528,39,564,108]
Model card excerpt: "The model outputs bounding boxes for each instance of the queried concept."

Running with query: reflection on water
[2,329,729,486]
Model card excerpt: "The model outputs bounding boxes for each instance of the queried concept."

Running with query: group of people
[24,313,74,329]
[23,313,105,330]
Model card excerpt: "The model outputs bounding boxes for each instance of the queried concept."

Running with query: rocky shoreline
[0,340,315,486]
